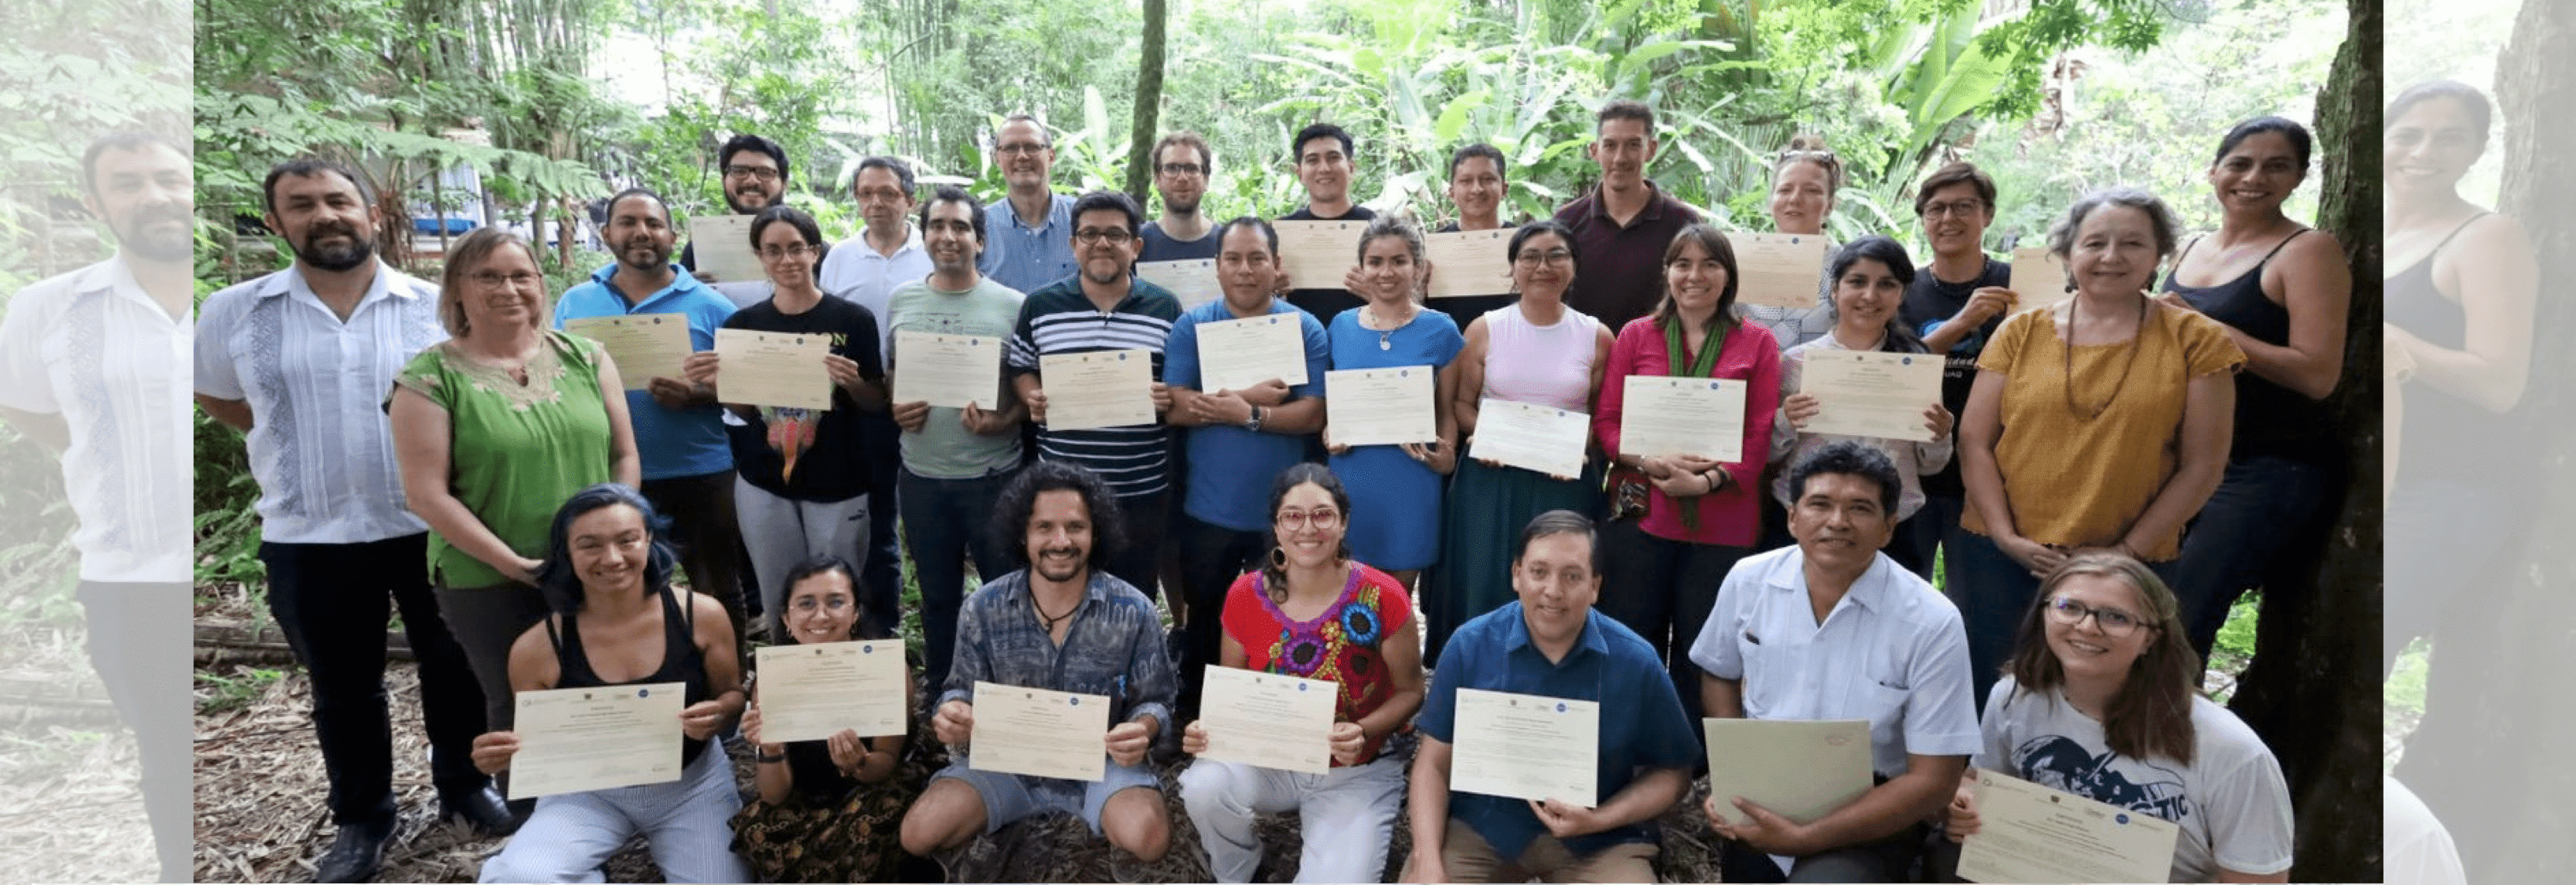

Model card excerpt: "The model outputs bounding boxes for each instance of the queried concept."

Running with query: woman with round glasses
[1179,463,1424,883]
[682,205,891,642]
[730,555,927,883]
[1939,553,2294,883]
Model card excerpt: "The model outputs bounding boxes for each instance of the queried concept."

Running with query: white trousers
[733,477,870,640]
[1179,754,1407,883]
[478,746,749,883]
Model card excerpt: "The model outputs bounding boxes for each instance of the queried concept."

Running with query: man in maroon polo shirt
[1553,100,1703,332]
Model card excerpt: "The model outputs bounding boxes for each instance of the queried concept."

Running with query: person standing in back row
[1553,100,1700,334]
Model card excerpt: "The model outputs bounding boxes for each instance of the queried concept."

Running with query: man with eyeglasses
[1553,100,1701,333]
[196,157,517,880]
[1160,216,1330,719]
[679,134,791,308]
[815,155,926,638]
[980,114,1080,294]
[1897,162,2016,590]
[553,188,752,652]
[1281,122,1376,324]
[1139,131,1221,262]
[1687,441,1977,883]
[1005,191,1183,600]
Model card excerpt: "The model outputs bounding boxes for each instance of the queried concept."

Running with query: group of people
[176,93,2363,883]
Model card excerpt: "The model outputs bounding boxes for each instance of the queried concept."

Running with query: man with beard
[1553,100,1700,333]
[978,115,1079,294]
[196,158,514,880]
[1005,191,1181,599]
[898,461,1176,869]
[679,134,789,308]
[1138,132,1220,262]
[0,131,196,882]
[552,188,750,649]
[815,156,925,629]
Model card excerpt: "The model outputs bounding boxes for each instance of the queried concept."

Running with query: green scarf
[1664,315,1726,530]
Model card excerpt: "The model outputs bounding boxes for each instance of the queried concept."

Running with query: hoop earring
[1269,546,1289,570]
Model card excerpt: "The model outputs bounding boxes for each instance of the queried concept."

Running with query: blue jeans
[900,465,1021,699]
[2384,478,2515,674]
[2168,455,2333,661]
[1948,533,2178,703]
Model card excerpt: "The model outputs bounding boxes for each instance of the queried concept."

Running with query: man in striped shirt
[1006,191,1183,598]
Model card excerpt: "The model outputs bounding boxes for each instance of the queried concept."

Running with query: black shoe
[313,818,395,883]
[439,784,523,836]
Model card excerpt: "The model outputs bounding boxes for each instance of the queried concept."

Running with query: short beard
[1033,553,1085,584]
[1080,264,1126,286]
[292,230,373,272]
[120,223,194,264]
[725,191,774,215]
[1163,196,1200,216]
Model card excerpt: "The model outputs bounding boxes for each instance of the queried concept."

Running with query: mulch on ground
[0,625,157,883]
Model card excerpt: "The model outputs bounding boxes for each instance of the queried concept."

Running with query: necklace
[2061,294,2149,421]
[1032,592,1079,631]
[1366,303,1417,350]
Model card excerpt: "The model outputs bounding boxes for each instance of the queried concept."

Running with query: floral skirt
[728,756,927,883]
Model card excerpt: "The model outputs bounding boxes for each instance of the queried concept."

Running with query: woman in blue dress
[1325,216,1465,591]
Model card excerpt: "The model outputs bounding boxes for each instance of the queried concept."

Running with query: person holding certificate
[1954,189,2244,704]
[1740,135,1844,352]
[1769,237,1955,579]
[1592,223,1778,720]
[1327,216,1465,589]
[900,462,1179,866]
[1938,554,2294,883]
[1178,464,1426,883]
[1431,220,1612,661]
[1690,443,1980,883]
[1165,216,1332,717]
[1405,511,1700,883]
[731,556,931,883]
[682,205,893,643]
[1428,142,1523,331]
[1279,122,1376,323]
[390,228,638,776]
[1898,162,2017,593]
[2157,117,2354,666]
[469,485,750,883]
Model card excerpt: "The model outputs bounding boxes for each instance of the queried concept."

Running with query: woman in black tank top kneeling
[2153,116,2353,671]
[469,484,752,883]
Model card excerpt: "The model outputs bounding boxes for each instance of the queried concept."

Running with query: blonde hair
[2003,553,2202,765]
[1771,133,1844,195]
[438,227,551,338]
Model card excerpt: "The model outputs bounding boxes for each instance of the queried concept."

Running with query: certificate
[1468,398,1588,479]
[1273,220,1366,289]
[1324,366,1437,447]
[506,682,685,800]
[1197,666,1337,775]
[2009,247,2073,311]
[969,681,1110,782]
[1797,349,1945,442]
[565,313,692,390]
[1196,314,1309,393]
[1618,376,1747,462]
[1040,349,1155,431]
[1702,718,1872,825]
[1451,688,1598,807]
[713,328,834,410]
[1734,232,1829,309]
[689,214,761,284]
[890,331,1006,410]
[1957,770,2181,884]
[753,639,908,744]
[1423,229,1514,299]
[1136,259,1223,309]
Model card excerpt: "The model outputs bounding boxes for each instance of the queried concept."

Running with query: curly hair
[988,461,1128,574]
[1260,463,1355,602]
[533,483,679,614]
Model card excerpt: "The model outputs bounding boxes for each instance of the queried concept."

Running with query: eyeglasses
[789,594,852,613]
[1514,249,1573,267]
[1921,200,1986,220]
[1276,507,1342,530]
[723,165,781,182]
[471,271,542,289]
[1074,228,1134,246]
[1158,162,1206,177]
[2043,597,2149,638]
[758,243,817,260]
[996,142,1050,157]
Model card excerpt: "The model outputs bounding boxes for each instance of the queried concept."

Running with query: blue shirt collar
[588,260,709,308]
[1499,600,1608,665]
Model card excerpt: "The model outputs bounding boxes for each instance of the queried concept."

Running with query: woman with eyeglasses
[1938,554,2294,883]
[470,485,750,883]
[1179,463,1424,884]
[730,555,929,883]
[682,205,891,642]
[1429,220,1614,660]
[392,227,639,754]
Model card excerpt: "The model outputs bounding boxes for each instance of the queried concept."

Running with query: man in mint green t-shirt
[886,183,1029,694]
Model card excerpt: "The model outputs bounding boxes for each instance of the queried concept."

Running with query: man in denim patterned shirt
[899,461,1178,864]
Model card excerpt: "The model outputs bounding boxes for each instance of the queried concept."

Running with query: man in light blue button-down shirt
[978,115,1079,295]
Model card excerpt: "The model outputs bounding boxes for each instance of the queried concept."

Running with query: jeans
[435,581,553,733]
[899,465,1020,697]
[263,534,489,825]
[1106,489,1169,601]
[2384,478,2515,674]
[732,478,871,640]
[640,469,750,653]
[77,581,190,882]
[1594,519,1747,723]
[863,482,903,640]
[478,746,750,883]
[1175,514,1271,713]
[1894,493,1969,584]
[2169,455,2332,662]
[1948,533,2180,703]
[1179,755,1405,883]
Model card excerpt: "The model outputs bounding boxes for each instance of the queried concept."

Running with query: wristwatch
[1243,405,1264,433]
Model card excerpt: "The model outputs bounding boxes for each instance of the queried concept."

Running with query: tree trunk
[2394,0,2576,879]
[1122,0,1169,204]
[2216,0,2378,880]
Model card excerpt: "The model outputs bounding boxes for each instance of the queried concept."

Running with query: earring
[1269,546,1289,570]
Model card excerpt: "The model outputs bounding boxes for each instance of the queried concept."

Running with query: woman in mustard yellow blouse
[1954,188,2244,703]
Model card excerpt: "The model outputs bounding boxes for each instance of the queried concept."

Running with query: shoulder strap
[2430,213,2493,257]
[2173,235,2206,267]
[2254,227,2313,264]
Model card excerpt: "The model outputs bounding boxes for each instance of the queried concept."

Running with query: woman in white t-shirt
[1941,553,2295,883]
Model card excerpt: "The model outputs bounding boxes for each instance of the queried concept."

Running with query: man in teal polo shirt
[553,187,749,645]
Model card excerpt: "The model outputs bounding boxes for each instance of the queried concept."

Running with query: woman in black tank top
[2156,117,2353,666]
[468,484,753,883]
